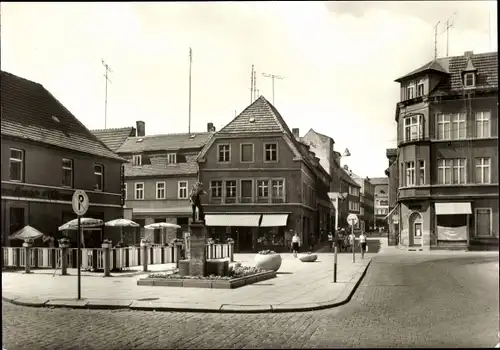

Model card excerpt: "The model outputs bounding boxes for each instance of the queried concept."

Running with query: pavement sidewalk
[2,252,372,313]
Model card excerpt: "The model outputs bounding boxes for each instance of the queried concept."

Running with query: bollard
[333,244,338,283]
[141,242,149,272]
[102,243,111,277]
[60,246,68,275]
[23,242,32,274]
[229,241,234,262]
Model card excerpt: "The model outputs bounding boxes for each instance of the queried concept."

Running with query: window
[210,180,222,198]
[416,80,424,97]
[418,160,425,185]
[264,143,278,162]
[360,207,365,216]
[437,159,452,184]
[156,182,166,199]
[405,161,415,186]
[9,207,25,235]
[380,200,389,206]
[240,143,254,163]
[134,182,144,200]
[124,183,127,200]
[464,72,475,87]
[406,85,414,100]
[437,114,451,140]
[167,153,177,165]
[240,180,253,201]
[451,113,466,139]
[475,208,492,236]
[437,159,466,184]
[225,180,237,198]
[349,186,359,196]
[349,201,360,212]
[403,115,423,141]
[9,148,24,182]
[178,181,188,199]
[272,179,284,198]
[218,144,230,162]
[475,111,491,138]
[452,159,466,184]
[257,180,269,198]
[475,158,491,184]
[94,164,104,191]
[62,158,73,188]
[132,155,142,166]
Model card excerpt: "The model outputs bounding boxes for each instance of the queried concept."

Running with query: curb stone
[2,258,372,314]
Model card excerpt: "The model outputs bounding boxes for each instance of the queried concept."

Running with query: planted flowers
[148,263,269,280]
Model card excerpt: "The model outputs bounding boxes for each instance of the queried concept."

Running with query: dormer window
[132,155,142,166]
[167,153,177,164]
[416,80,424,97]
[464,72,475,88]
[406,85,414,100]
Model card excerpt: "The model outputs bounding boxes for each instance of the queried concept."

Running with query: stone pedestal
[60,246,69,275]
[102,244,111,277]
[140,243,149,272]
[189,222,207,277]
[23,242,32,274]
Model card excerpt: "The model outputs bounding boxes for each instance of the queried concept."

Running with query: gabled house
[394,50,498,250]
[370,177,389,231]
[196,96,332,252]
[1,71,126,248]
[93,121,215,244]
[301,129,361,232]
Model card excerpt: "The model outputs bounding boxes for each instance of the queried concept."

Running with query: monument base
[188,222,207,277]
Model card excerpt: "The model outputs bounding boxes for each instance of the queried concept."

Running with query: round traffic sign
[347,213,359,226]
[72,190,89,216]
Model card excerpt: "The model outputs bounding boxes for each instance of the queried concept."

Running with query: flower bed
[137,263,276,289]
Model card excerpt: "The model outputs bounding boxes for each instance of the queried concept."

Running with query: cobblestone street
[3,252,499,349]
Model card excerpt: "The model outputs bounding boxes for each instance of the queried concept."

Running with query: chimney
[464,51,474,58]
[136,121,145,137]
[292,128,300,139]
[207,122,216,132]
[343,165,349,171]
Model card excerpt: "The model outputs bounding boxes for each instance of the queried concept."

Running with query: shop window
[257,227,284,247]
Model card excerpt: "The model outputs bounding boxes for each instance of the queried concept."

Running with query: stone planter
[101,243,112,249]
[298,253,318,262]
[254,253,282,272]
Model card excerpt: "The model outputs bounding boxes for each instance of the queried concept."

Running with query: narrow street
[3,252,498,349]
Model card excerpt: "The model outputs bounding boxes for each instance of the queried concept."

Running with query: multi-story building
[197,96,332,252]
[393,50,498,250]
[301,129,361,232]
[385,148,399,245]
[1,71,126,248]
[370,177,389,231]
[351,172,375,232]
[93,121,215,244]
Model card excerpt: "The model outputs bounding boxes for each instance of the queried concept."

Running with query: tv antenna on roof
[442,12,457,57]
[101,59,113,129]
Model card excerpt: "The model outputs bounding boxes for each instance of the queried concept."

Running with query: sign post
[347,213,359,264]
[72,190,89,300]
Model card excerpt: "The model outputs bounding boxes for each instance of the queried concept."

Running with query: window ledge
[432,137,497,143]
[399,183,498,190]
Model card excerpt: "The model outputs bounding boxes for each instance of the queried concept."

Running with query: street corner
[9,296,49,308]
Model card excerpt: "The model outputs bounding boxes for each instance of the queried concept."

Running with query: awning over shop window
[205,214,261,227]
[435,202,472,215]
[260,214,289,227]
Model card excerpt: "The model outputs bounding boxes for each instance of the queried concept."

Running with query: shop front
[434,202,471,249]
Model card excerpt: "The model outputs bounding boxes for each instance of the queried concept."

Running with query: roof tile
[124,154,198,177]
[91,127,136,152]
[117,132,212,153]
[1,71,124,161]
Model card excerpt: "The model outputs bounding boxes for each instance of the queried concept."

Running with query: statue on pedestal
[188,182,207,223]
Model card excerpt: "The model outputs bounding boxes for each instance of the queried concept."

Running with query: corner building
[394,51,498,250]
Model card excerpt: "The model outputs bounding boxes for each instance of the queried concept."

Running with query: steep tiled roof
[1,71,124,161]
[124,154,198,177]
[117,132,213,154]
[432,52,498,93]
[91,127,136,152]
[369,177,388,186]
[395,60,449,82]
[219,96,294,136]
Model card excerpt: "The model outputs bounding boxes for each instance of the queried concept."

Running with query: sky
[1,1,497,178]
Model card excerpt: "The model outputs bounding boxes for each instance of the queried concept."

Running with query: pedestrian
[328,231,334,251]
[291,232,301,258]
[348,231,356,252]
[359,231,367,258]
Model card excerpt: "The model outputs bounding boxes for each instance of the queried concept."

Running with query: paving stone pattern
[3,252,499,349]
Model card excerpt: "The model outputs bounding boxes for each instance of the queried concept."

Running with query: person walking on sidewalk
[359,231,367,258]
[328,231,334,251]
[291,233,301,258]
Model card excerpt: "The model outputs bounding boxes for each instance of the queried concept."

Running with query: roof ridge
[1,70,44,88]
[92,126,134,132]
[127,131,213,139]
